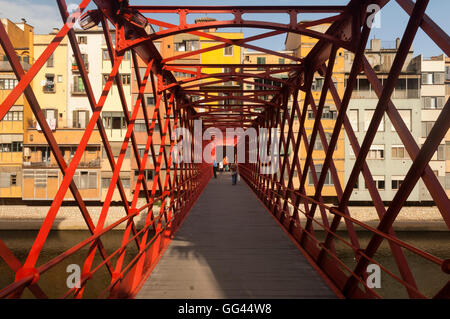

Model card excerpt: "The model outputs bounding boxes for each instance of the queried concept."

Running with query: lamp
[79,10,101,30]
[121,8,148,29]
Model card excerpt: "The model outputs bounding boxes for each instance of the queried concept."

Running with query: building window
[365,176,385,190]
[147,96,155,105]
[322,107,337,119]
[367,145,384,159]
[102,49,109,61]
[422,73,433,85]
[0,143,10,152]
[10,174,17,186]
[312,78,325,91]
[3,110,23,121]
[120,74,131,85]
[73,75,85,94]
[279,58,285,64]
[223,46,233,56]
[392,145,407,159]
[101,177,110,189]
[134,169,154,180]
[432,144,445,161]
[134,119,147,132]
[423,96,445,109]
[102,112,126,130]
[175,40,199,52]
[47,53,54,67]
[364,109,384,131]
[102,74,111,86]
[422,72,445,85]
[0,78,18,90]
[78,36,87,44]
[76,171,97,189]
[256,57,266,70]
[391,109,411,131]
[121,177,130,188]
[348,109,359,132]
[43,74,55,93]
[391,177,404,190]
[421,121,434,138]
[1,142,23,153]
[446,142,450,161]
[308,107,337,120]
[44,109,58,129]
[308,132,335,151]
[308,164,332,185]
[73,110,89,128]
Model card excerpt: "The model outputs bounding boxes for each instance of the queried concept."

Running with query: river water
[0,230,448,299]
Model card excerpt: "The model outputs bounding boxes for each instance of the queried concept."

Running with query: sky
[0,0,448,58]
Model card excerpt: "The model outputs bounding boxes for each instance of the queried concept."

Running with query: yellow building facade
[199,30,243,111]
[285,24,346,198]
[0,19,34,198]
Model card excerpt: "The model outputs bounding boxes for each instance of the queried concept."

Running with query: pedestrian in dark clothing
[213,160,218,178]
[230,163,238,185]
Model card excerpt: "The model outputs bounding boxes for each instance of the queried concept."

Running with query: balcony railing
[72,62,89,72]
[42,82,55,93]
[352,89,419,99]
[24,158,101,168]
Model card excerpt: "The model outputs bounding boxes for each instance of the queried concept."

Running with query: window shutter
[424,97,431,109]
[89,172,97,189]
[73,110,78,128]
[434,72,444,85]
[0,173,10,188]
[437,96,445,108]
[85,111,90,128]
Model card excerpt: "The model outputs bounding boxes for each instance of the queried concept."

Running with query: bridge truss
[0,0,449,298]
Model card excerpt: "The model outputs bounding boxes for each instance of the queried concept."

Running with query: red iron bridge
[0,0,449,299]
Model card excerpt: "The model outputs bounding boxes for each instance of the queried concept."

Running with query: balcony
[0,60,31,72]
[42,82,55,93]
[72,61,89,73]
[24,158,101,169]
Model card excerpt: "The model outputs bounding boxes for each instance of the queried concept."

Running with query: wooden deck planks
[136,173,336,299]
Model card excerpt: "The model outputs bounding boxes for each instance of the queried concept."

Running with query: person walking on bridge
[230,163,238,185]
[213,160,218,178]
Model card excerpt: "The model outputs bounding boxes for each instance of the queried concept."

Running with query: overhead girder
[161,72,290,92]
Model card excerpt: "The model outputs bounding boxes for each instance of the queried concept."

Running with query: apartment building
[285,23,346,198]
[411,54,447,200]
[198,19,243,115]
[130,42,162,197]
[0,18,34,199]
[94,27,134,201]
[242,49,292,94]
[446,56,450,197]
[344,39,422,202]
[24,27,103,201]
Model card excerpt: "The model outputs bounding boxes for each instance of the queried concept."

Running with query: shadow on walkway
[136,172,336,298]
